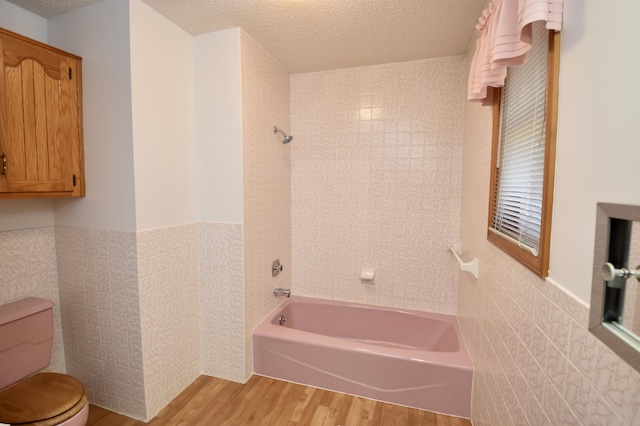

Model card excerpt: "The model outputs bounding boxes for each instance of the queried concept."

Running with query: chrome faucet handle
[272,259,283,277]
[602,262,640,282]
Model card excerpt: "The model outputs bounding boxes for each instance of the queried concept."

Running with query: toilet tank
[0,297,54,391]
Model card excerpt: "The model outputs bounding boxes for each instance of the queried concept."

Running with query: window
[488,22,560,277]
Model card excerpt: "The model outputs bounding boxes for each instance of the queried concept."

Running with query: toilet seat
[0,372,88,425]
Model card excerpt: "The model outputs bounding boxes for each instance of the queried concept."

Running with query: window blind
[491,21,548,256]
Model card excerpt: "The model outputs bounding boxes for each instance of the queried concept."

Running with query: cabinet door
[0,30,83,197]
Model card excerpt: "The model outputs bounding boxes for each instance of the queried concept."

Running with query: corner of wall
[240,31,291,379]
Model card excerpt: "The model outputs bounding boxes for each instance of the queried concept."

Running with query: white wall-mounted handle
[602,262,640,282]
[448,243,479,280]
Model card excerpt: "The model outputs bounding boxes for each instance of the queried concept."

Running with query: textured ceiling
[6,0,486,74]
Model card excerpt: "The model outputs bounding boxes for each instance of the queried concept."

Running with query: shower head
[273,126,293,144]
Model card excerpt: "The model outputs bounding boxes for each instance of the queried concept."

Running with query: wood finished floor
[87,375,471,426]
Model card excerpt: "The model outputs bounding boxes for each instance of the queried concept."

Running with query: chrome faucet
[273,288,290,297]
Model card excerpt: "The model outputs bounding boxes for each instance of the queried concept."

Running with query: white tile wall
[291,57,466,314]
[55,226,146,419]
[5,222,245,422]
[199,222,245,382]
[137,223,201,419]
[56,224,204,421]
[0,227,65,373]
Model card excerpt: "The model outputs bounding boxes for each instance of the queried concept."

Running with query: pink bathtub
[253,296,472,418]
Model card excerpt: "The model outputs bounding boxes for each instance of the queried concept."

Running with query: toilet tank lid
[0,298,54,327]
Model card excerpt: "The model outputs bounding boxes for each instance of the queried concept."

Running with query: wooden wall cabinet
[0,27,84,199]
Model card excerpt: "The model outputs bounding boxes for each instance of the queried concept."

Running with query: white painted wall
[0,201,55,231]
[0,0,54,231]
[129,0,197,230]
[0,0,47,42]
[194,28,243,223]
[48,0,137,231]
[549,1,640,302]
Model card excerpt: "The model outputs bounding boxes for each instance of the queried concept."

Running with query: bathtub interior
[274,298,460,352]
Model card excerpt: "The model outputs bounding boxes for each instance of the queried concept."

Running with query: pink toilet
[0,297,89,425]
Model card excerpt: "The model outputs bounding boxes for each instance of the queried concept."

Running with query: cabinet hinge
[72,174,76,186]
[69,68,72,79]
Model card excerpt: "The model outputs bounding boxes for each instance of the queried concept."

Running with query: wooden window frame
[487,30,561,278]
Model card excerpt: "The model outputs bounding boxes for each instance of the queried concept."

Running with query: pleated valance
[467,0,563,105]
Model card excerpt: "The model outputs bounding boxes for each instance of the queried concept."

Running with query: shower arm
[273,126,286,138]
[273,126,293,144]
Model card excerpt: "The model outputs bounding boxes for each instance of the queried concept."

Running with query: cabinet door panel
[22,60,38,181]
[33,61,50,182]
[45,71,65,184]
[4,58,70,192]
[4,61,27,182]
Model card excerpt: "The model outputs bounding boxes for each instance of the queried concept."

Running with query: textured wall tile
[0,227,65,373]
[56,226,146,420]
[199,222,245,382]
[291,57,465,314]
[138,223,200,419]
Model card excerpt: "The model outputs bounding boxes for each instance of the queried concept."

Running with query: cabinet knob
[1,154,6,177]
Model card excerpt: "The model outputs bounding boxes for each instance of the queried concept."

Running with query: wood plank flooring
[87,375,471,425]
